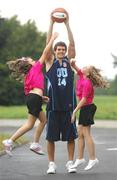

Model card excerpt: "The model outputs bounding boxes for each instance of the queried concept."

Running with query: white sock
[32,142,39,146]
[8,139,13,144]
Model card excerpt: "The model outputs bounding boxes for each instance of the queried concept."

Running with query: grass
[0,106,27,119]
[0,95,117,120]
[93,95,117,120]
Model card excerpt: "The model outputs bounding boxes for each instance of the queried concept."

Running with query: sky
[0,0,117,79]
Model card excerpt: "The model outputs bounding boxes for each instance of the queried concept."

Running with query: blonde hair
[7,57,32,82]
[88,66,109,88]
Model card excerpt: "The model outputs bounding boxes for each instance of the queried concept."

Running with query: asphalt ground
[0,120,117,180]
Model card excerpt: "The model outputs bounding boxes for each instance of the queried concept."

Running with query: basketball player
[45,14,78,174]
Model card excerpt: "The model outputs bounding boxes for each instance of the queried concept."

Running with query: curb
[0,119,117,128]
[0,119,38,127]
[94,120,117,128]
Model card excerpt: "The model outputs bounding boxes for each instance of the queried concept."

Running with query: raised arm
[45,17,56,71]
[70,59,80,72]
[64,16,76,60]
[39,32,58,64]
[46,19,55,45]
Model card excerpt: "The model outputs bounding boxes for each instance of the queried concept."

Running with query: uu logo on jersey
[63,62,67,67]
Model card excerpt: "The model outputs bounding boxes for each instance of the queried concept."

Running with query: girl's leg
[70,125,86,169]
[11,114,36,142]
[30,111,47,155]
[82,126,95,159]
[78,125,85,159]
[83,126,99,170]
[33,111,47,142]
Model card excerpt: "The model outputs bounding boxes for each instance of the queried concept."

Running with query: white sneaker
[2,139,13,156]
[84,158,99,170]
[71,158,86,168]
[30,143,45,155]
[47,162,56,174]
[66,161,77,173]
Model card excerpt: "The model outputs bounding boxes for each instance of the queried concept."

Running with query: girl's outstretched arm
[70,59,80,72]
[39,32,59,64]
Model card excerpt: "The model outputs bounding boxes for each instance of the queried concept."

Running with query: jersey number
[58,78,66,86]
[57,68,67,86]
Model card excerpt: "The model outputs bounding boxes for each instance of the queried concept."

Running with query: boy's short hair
[54,41,67,51]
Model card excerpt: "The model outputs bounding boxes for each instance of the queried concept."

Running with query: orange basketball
[51,8,68,23]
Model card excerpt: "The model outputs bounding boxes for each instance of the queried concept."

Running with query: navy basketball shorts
[25,93,42,118]
[79,103,97,126]
[46,111,78,142]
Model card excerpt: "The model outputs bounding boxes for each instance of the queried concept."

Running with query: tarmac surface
[0,119,117,128]
[0,119,117,180]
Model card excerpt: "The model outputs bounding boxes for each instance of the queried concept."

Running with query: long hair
[6,57,32,82]
[88,66,109,88]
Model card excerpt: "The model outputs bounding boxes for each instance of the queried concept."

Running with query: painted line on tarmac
[106,148,117,151]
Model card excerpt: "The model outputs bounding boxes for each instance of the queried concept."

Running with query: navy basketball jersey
[46,57,76,111]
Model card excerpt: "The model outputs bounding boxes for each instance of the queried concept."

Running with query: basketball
[51,8,68,23]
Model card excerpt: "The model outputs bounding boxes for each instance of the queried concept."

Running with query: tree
[0,15,46,105]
